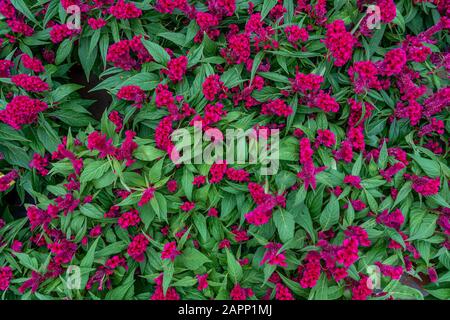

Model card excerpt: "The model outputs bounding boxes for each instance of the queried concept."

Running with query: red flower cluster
[0,170,17,192]
[117,85,146,108]
[202,74,228,101]
[107,36,153,71]
[127,234,149,262]
[0,267,13,291]
[323,20,357,66]
[0,96,48,129]
[50,24,79,44]
[11,74,49,93]
[21,54,45,73]
[109,0,142,19]
[164,56,188,83]
[261,99,293,117]
[118,209,141,229]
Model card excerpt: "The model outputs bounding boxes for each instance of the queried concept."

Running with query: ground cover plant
[0,0,449,300]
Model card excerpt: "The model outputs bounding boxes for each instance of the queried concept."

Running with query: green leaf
[226,249,243,284]
[36,116,61,153]
[89,29,101,55]
[182,167,194,200]
[14,252,39,271]
[80,203,103,219]
[368,24,386,58]
[309,273,328,300]
[385,281,423,299]
[158,32,186,47]
[258,72,290,84]
[392,181,412,208]
[411,154,440,177]
[351,153,363,176]
[426,288,450,300]
[139,203,155,229]
[0,142,31,168]
[96,241,128,258]
[148,158,164,183]
[134,145,166,161]
[261,0,278,19]
[142,39,170,65]
[386,228,406,249]
[154,192,168,222]
[78,36,97,79]
[273,209,295,243]
[162,260,174,295]
[10,0,39,25]
[116,72,159,91]
[428,194,450,208]
[106,271,135,300]
[50,84,83,102]
[250,51,264,83]
[55,39,73,65]
[263,264,277,284]
[319,196,340,230]
[99,33,109,68]
[187,44,203,68]
[344,201,355,227]
[294,209,316,242]
[173,277,197,287]
[409,214,437,240]
[42,0,60,26]
[80,237,100,268]
[178,247,211,270]
[378,141,388,169]
[193,213,208,242]
[365,189,379,212]
[0,124,30,142]
[80,161,110,183]
[278,272,308,298]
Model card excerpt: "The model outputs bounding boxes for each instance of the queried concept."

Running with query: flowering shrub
[0,0,449,301]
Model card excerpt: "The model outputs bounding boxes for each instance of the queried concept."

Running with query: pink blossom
[164,56,188,83]
[196,274,209,291]
[138,187,155,207]
[127,234,149,262]
[161,241,181,261]
[0,266,13,291]
[118,209,141,229]
[323,20,357,67]
[261,242,287,267]
[0,96,48,130]
[109,0,142,19]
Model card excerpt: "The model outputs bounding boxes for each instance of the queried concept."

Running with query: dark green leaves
[50,84,83,103]
[409,214,437,240]
[273,209,295,243]
[10,0,39,25]
[142,39,170,65]
[226,249,243,284]
[80,161,110,183]
[55,39,73,65]
[80,204,104,219]
[178,247,211,271]
[182,168,194,200]
[261,0,279,19]
[319,196,340,230]
[134,145,166,161]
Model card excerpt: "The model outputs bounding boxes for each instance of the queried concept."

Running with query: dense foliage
[0,0,449,300]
